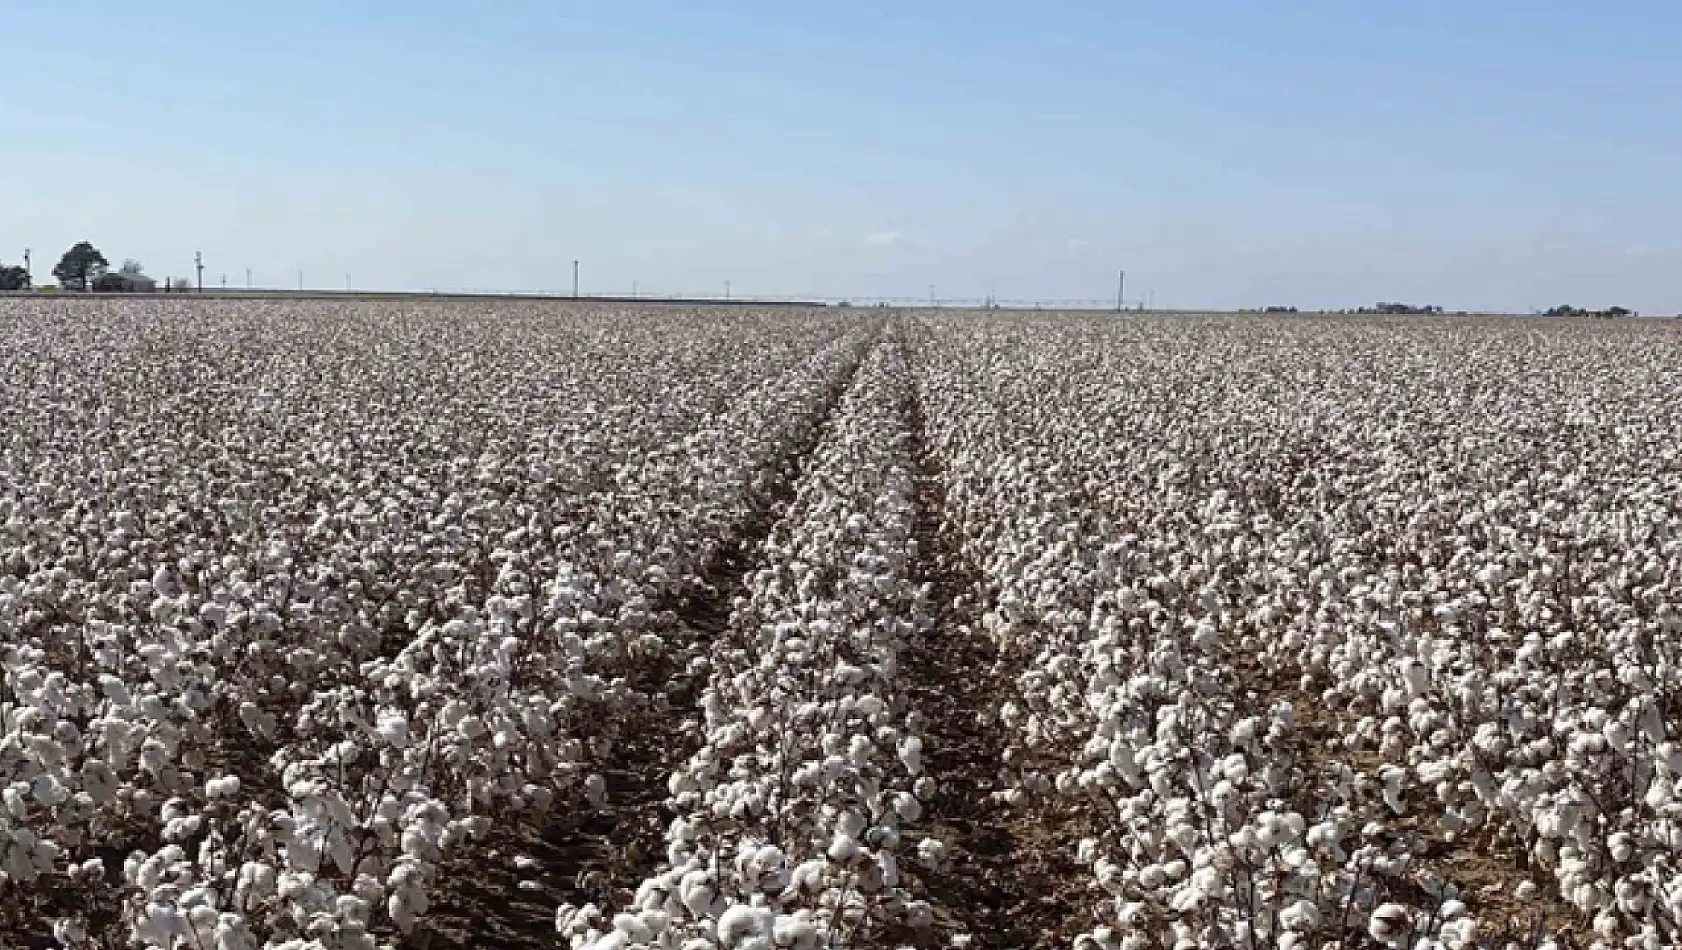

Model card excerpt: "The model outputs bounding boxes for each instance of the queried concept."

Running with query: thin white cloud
[1066,238,1091,253]
[864,231,916,249]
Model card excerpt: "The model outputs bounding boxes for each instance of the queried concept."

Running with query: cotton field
[1,298,1680,950]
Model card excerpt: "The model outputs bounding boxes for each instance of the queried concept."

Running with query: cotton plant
[6,297,1682,949]
[0,297,877,946]
[568,338,944,948]
[908,312,1682,947]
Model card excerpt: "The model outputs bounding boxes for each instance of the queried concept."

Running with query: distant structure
[93,271,157,293]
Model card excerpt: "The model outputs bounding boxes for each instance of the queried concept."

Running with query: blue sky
[3,1,1679,311]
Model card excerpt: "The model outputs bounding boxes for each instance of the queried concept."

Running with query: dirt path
[419,332,878,950]
[889,338,1096,949]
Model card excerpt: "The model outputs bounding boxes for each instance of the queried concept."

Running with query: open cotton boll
[52,917,89,947]
[827,834,861,864]
[717,904,771,944]
[890,791,921,822]
[1278,899,1320,931]
[836,810,868,838]
[897,736,923,775]
[679,870,720,919]
[1367,904,1411,946]
[917,837,946,868]
[375,712,410,748]
[584,773,608,807]
[772,912,819,948]
[205,775,242,799]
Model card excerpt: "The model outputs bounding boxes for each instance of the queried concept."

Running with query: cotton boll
[1609,831,1635,862]
[680,870,720,919]
[1278,900,1320,931]
[837,810,868,838]
[1076,839,1100,865]
[205,775,242,800]
[82,760,119,805]
[717,904,771,944]
[917,837,946,869]
[827,834,861,865]
[3,784,28,818]
[773,912,819,947]
[583,773,609,807]
[52,917,89,947]
[898,736,923,775]
[187,904,220,932]
[388,894,418,934]
[1368,904,1411,946]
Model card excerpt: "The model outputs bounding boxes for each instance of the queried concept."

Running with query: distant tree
[1373,302,1442,315]
[119,259,145,276]
[52,242,109,291]
[0,264,28,291]
[1545,303,1633,318]
[167,277,194,292]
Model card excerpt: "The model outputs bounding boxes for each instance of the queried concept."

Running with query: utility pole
[345,274,351,292]
[246,268,252,289]
[725,280,731,301]
[1116,270,1125,312]
[22,249,30,288]
[928,285,935,306]
[221,274,227,289]
[1148,289,1155,311]
[195,252,204,293]
[572,260,579,298]
[632,280,638,298]
[298,270,304,291]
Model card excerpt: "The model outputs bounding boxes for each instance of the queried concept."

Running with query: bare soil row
[889,350,1095,949]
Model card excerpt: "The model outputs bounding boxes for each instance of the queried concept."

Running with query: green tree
[52,242,109,291]
[0,264,28,291]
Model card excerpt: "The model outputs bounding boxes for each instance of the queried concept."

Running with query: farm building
[94,271,157,292]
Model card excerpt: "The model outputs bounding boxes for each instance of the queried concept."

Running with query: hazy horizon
[3,1,1678,313]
